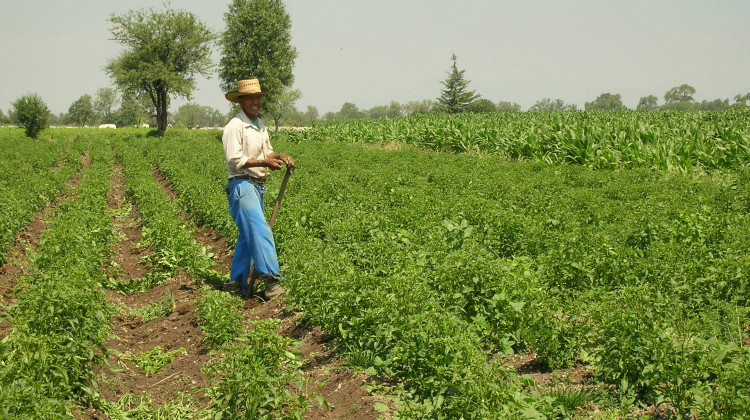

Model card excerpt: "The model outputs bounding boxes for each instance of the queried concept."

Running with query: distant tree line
[5,2,750,137]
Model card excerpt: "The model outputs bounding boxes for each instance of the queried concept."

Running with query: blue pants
[226,179,280,295]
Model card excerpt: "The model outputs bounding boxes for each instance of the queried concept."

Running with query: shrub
[12,93,50,138]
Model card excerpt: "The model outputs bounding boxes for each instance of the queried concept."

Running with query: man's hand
[264,156,284,170]
[268,153,296,169]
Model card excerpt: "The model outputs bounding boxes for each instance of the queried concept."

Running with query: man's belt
[228,175,266,184]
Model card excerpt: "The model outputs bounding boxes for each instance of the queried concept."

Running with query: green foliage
[106,6,215,131]
[3,127,750,418]
[529,97,577,111]
[0,134,115,416]
[125,293,175,323]
[289,109,750,171]
[219,0,297,110]
[584,92,626,110]
[99,393,206,419]
[437,53,479,113]
[664,83,696,103]
[465,98,497,113]
[11,93,50,138]
[637,95,659,110]
[124,346,187,376]
[0,128,81,263]
[195,289,244,348]
[68,94,95,127]
[203,319,313,420]
[266,87,302,130]
[94,87,120,124]
[173,103,225,129]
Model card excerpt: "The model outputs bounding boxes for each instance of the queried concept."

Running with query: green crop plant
[195,288,244,349]
[124,346,187,376]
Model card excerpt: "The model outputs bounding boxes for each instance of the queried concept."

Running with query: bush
[12,93,50,138]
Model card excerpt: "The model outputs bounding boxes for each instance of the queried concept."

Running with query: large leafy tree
[106,6,214,132]
[664,84,696,104]
[12,93,50,138]
[68,94,95,127]
[219,0,297,115]
[437,54,479,114]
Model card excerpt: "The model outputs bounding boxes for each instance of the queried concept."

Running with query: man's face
[238,95,263,119]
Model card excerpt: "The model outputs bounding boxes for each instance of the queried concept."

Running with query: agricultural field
[0,109,749,419]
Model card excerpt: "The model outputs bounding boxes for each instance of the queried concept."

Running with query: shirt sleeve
[222,119,249,173]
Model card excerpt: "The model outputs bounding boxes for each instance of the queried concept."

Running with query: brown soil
[75,164,390,418]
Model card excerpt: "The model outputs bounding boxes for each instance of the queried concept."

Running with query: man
[222,78,295,299]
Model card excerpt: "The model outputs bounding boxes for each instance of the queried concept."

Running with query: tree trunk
[156,87,168,132]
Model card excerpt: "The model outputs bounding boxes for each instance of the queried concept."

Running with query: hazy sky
[1,0,748,116]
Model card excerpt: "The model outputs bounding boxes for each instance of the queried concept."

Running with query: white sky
[1,0,748,115]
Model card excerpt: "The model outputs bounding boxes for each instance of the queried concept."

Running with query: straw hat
[225,79,268,102]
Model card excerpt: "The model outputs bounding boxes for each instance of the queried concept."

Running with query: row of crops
[0,129,319,418]
[289,109,750,171]
[140,114,748,418]
[1,107,749,418]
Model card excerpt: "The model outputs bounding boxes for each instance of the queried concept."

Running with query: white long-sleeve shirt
[222,110,274,181]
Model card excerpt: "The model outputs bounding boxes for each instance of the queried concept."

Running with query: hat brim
[225,91,268,103]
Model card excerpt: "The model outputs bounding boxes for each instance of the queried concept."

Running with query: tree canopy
[529,98,577,111]
[12,93,49,138]
[219,0,298,114]
[664,84,696,104]
[106,6,215,132]
[94,88,119,124]
[637,95,659,110]
[68,94,94,127]
[585,93,626,110]
[437,54,479,114]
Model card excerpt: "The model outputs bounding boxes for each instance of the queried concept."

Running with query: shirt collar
[238,110,263,130]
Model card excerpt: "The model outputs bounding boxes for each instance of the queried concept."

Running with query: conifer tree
[437,54,479,114]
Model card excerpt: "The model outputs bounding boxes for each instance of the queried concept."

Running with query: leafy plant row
[115,129,750,417]
[196,288,316,419]
[0,134,116,417]
[288,109,750,171]
[0,128,83,263]
[109,135,221,290]
[109,131,317,418]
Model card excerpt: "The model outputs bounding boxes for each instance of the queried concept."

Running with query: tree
[733,93,750,108]
[664,84,696,104]
[337,102,365,120]
[266,87,302,130]
[466,98,497,113]
[529,98,576,111]
[698,98,730,111]
[115,92,149,127]
[403,100,435,116]
[106,6,214,132]
[94,88,120,124]
[305,105,319,123]
[0,109,9,124]
[584,93,626,110]
[68,94,94,127]
[497,101,521,112]
[437,54,479,113]
[637,95,659,110]
[12,93,50,138]
[219,0,297,115]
